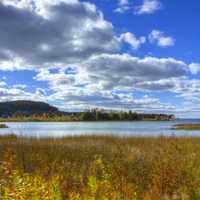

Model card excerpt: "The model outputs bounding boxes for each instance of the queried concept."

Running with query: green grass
[1,135,200,199]
[173,123,200,130]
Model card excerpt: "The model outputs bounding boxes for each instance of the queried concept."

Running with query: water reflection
[0,120,200,138]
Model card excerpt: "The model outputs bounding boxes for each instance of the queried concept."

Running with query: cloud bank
[0,0,199,116]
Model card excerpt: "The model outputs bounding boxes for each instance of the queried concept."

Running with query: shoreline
[0,119,176,122]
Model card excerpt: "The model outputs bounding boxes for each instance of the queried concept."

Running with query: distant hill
[0,100,59,117]
[0,100,175,121]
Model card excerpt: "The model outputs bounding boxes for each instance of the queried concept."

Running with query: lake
[0,119,200,137]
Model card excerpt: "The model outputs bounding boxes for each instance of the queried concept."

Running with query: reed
[0,135,200,199]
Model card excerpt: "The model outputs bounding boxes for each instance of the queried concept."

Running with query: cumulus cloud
[149,30,175,47]
[32,53,191,111]
[35,53,190,93]
[35,68,77,89]
[119,32,146,49]
[48,86,173,112]
[135,0,161,15]
[115,0,161,15]
[118,0,129,5]
[133,77,200,103]
[135,79,176,91]
[32,51,200,114]
[173,79,200,97]
[0,82,6,87]
[139,78,200,106]
[189,63,200,75]
[0,87,46,102]
[0,0,119,70]
[0,77,47,102]
[115,0,130,13]
[0,0,199,115]
[13,84,27,89]
[81,54,188,90]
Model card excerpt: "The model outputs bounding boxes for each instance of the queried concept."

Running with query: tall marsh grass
[0,135,200,199]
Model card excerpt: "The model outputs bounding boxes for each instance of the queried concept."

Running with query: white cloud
[81,54,188,90]
[13,84,27,89]
[0,0,119,70]
[33,54,191,112]
[1,0,34,10]
[0,82,6,86]
[135,0,161,15]
[35,69,77,89]
[1,0,200,116]
[135,79,176,91]
[118,0,129,6]
[0,87,46,102]
[189,63,200,74]
[119,32,146,49]
[149,30,175,47]
[115,0,130,13]
[35,53,190,94]
[114,6,130,13]
[32,52,200,115]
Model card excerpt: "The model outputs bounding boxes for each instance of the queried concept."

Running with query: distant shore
[173,123,200,130]
[0,124,8,128]
[0,112,175,122]
[0,118,175,122]
[0,101,175,122]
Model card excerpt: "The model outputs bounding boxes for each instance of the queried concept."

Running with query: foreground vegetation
[173,123,200,130]
[1,135,200,199]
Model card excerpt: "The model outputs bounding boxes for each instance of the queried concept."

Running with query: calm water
[0,120,200,137]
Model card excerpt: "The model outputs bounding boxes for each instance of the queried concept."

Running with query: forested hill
[0,100,175,121]
[0,100,58,117]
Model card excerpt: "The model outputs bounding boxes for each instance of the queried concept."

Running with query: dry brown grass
[0,135,200,199]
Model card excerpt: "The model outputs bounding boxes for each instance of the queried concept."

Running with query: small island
[0,124,8,129]
[173,124,200,130]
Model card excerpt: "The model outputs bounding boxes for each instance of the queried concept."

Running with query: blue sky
[0,0,200,118]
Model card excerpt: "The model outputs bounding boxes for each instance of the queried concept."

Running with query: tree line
[0,109,175,122]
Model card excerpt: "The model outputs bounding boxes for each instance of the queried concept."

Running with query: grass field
[1,135,200,199]
[173,124,200,130]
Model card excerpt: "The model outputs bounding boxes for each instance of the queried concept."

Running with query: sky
[0,0,200,118]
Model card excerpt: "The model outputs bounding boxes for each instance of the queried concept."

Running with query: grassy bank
[173,123,200,130]
[1,135,200,199]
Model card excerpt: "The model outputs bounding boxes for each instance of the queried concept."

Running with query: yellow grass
[173,123,200,130]
[0,135,200,199]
